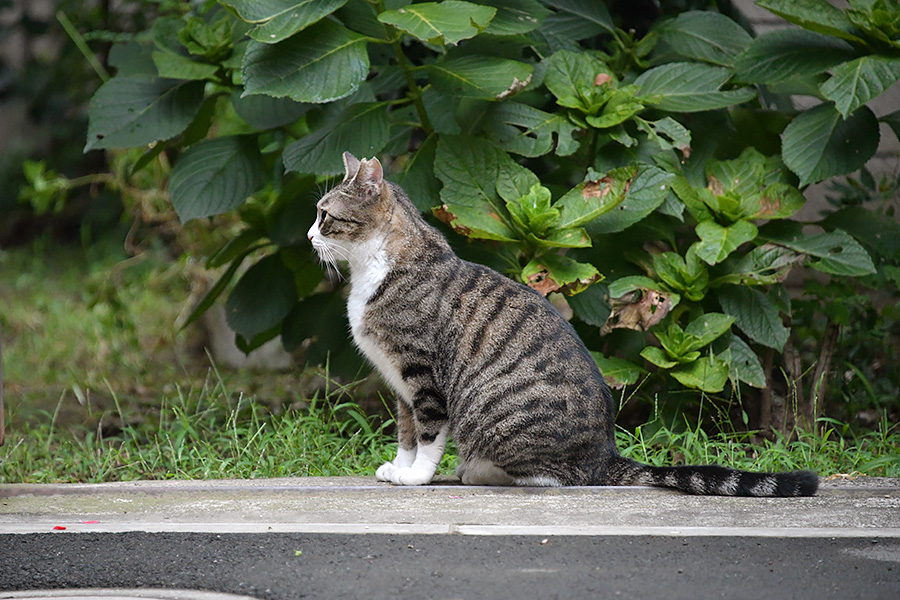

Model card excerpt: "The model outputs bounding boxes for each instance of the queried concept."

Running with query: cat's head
[307,152,390,270]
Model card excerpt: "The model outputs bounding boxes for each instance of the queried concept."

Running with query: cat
[306,152,819,496]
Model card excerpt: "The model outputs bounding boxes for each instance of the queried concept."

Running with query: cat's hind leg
[456,457,514,486]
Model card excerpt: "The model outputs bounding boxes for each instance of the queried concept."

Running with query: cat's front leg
[376,398,417,482]
[386,387,449,485]
[389,425,448,485]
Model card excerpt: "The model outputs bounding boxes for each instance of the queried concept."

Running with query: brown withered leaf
[524,267,602,297]
[525,269,559,296]
[432,204,472,237]
[581,173,632,200]
[594,73,612,86]
[496,73,533,100]
[600,288,674,335]
[707,175,725,196]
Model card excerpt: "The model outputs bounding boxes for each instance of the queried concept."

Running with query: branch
[809,322,840,432]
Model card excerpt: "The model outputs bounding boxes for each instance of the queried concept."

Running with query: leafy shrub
[79,0,898,431]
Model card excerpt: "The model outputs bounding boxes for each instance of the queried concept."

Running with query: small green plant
[0,373,397,483]
[66,0,896,433]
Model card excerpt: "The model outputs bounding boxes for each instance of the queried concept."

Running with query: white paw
[389,466,434,486]
[376,461,397,482]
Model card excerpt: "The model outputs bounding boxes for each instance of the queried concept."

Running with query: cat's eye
[319,209,329,222]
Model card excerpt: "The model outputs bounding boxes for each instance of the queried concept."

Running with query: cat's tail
[607,455,818,497]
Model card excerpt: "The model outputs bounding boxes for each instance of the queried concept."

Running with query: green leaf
[486,102,579,157]
[283,102,391,175]
[568,282,610,326]
[634,116,691,156]
[820,55,900,118]
[652,250,708,301]
[521,253,602,296]
[507,184,559,235]
[544,50,612,112]
[654,321,690,359]
[428,56,533,100]
[282,290,364,376]
[718,285,789,351]
[607,275,672,300]
[641,346,679,369]
[591,353,642,389]
[584,88,644,128]
[378,1,496,45]
[108,41,157,77]
[495,160,541,204]
[670,354,730,393]
[684,313,734,350]
[756,0,868,45]
[587,165,674,234]
[393,135,441,212]
[781,103,880,186]
[181,247,256,329]
[542,0,615,35]
[220,0,349,44]
[232,92,311,129]
[241,20,369,103]
[635,62,756,113]
[715,243,804,286]
[705,146,767,202]
[733,29,856,84]
[694,220,758,265]
[169,136,264,223]
[763,227,877,276]
[151,50,220,80]
[819,204,900,260]
[528,227,591,248]
[226,253,298,341]
[729,336,766,389]
[882,108,900,144]
[657,10,752,66]
[748,182,806,220]
[671,176,714,222]
[555,165,637,230]
[85,77,205,151]
[435,203,519,242]
[433,135,518,241]
[479,0,550,36]
[207,229,265,268]
[279,247,325,298]
[435,135,502,206]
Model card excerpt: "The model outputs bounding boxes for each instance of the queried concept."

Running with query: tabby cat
[306,152,818,497]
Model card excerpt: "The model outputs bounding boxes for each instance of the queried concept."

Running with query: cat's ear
[354,157,384,200]
[342,152,361,183]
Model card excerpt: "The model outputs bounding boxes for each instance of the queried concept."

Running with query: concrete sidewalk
[2,476,899,538]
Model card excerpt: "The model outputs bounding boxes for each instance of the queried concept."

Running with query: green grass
[1,238,898,483]
[3,379,898,482]
[0,370,402,483]
[616,417,900,478]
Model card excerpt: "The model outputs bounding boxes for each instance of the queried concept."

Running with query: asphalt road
[1,532,899,600]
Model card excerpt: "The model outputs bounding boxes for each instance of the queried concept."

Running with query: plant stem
[367,0,434,134]
[392,45,434,135]
[809,322,840,433]
[57,11,109,83]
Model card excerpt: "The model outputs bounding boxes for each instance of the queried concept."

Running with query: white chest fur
[347,240,413,404]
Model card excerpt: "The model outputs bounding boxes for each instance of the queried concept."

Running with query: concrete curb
[3,476,899,538]
[0,590,259,600]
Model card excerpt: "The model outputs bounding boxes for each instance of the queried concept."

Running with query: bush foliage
[78,0,900,430]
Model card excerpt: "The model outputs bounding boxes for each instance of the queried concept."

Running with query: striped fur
[306,153,818,497]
